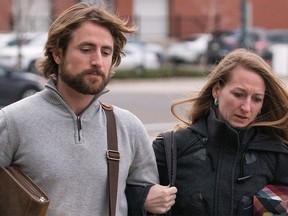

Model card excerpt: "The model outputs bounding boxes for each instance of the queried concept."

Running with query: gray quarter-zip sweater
[0,79,159,216]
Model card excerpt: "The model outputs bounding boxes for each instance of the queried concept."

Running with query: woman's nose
[241,99,251,113]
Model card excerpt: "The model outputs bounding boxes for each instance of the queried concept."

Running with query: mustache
[82,68,104,76]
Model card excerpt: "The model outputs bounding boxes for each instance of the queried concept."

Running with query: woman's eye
[252,97,263,103]
[233,92,245,99]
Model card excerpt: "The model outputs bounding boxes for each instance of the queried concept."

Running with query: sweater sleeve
[120,108,159,185]
[0,110,13,167]
[112,107,160,214]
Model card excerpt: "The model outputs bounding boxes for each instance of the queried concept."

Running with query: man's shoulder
[102,103,137,118]
[101,103,143,125]
[1,93,45,120]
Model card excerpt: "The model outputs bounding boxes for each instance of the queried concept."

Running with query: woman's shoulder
[249,127,288,154]
[174,126,203,141]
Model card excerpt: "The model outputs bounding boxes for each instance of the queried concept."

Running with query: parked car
[0,32,47,73]
[167,33,212,64]
[206,28,272,64]
[267,29,288,45]
[0,64,45,107]
[116,42,161,73]
[205,30,237,64]
[0,32,45,50]
[240,28,272,60]
[0,32,16,48]
[128,35,166,65]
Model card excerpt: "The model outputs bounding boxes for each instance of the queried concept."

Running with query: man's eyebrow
[78,41,96,47]
[78,41,113,49]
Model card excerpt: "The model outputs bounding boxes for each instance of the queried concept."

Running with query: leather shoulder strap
[101,102,120,216]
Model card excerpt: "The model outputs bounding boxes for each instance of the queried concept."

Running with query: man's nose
[90,51,103,67]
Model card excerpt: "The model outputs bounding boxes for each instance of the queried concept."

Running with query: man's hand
[144,184,177,214]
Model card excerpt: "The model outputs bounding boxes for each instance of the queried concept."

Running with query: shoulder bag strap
[160,131,176,216]
[101,103,120,216]
[161,131,177,186]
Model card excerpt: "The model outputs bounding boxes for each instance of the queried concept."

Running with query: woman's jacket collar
[188,108,288,154]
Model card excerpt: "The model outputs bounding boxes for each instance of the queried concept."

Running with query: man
[0,2,176,215]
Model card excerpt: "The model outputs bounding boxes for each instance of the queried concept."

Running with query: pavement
[108,75,288,93]
[108,77,208,94]
[105,77,208,139]
[106,75,288,140]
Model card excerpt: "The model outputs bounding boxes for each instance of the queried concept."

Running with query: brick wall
[1,0,288,37]
[0,0,13,32]
[169,0,241,38]
[252,0,288,29]
[51,0,77,20]
[0,0,77,32]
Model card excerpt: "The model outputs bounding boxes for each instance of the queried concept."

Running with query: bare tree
[193,0,235,33]
[12,0,51,70]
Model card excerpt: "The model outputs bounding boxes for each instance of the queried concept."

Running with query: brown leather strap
[101,103,120,216]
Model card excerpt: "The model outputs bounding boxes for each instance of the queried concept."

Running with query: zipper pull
[77,116,82,141]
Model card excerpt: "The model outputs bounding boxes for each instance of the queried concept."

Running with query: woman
[153,48,288,215]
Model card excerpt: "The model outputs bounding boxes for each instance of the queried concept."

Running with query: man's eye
[102,50,112,56]
[81,48,92,53]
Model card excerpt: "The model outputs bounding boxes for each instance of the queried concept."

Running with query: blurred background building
[1,0,288,41]
[1,0,288,76]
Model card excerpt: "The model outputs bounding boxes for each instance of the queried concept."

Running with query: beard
[59,61,111,95]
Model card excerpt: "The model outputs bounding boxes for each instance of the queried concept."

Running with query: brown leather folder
[0,165,49,216]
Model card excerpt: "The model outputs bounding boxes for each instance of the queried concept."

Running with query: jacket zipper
[77,115,82,142]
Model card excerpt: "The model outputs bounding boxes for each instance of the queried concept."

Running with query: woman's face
[212,65,266,128]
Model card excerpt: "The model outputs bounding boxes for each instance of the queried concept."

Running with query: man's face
[55,21,114,95]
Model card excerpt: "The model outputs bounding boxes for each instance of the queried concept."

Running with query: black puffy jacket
[153,110,288,216]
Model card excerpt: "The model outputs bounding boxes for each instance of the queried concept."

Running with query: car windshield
[185,35,201,42]
[27,33,48,46]
[0,67,6,76]
[267,30,288,44]
[4,33,41,46]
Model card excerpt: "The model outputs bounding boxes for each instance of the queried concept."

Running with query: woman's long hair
[172,48,288,144]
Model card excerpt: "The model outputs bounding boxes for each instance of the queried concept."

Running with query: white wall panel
[134,0,168,40]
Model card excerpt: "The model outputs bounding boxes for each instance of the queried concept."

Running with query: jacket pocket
[181,193,210,216]
[237,196,253,216]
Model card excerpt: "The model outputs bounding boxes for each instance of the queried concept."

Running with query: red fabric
[253,185,288,215]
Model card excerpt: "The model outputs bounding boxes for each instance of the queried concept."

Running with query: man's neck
[65,93,94,115]
[56,82,95,115]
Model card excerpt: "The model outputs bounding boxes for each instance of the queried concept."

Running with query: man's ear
[52,49,62,65]
[212,82,221,99]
